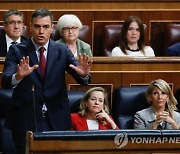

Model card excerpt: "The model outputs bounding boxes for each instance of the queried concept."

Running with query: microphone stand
[32,85,37,132]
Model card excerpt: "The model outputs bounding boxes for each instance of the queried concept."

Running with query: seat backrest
[0,89,85,154]
[0,25,5,35]
[101,24,147,56]
[174,88,180,113]
[51,25,91,45]
[112,86,149,129]
[164,24,180,55]
[101,25,123,56]
[67,90,85,113]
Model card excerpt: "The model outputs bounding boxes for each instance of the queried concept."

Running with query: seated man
[0,9,27,57]
[167,42,180,56]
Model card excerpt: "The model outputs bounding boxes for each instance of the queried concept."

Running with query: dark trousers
[12,114,53,154]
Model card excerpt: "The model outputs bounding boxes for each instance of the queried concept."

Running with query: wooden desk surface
[1,56,180,72]
[90,57,180,72]
[1,56,180,94]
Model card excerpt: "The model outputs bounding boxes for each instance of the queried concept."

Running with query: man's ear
[30,22,32,33]
[51,23,54,33]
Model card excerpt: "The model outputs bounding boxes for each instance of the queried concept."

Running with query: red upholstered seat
[164,24,180,55]
[101,25,123,56]
[101,24,147,56]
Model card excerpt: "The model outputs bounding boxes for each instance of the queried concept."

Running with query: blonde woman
[134,79,180,129]
[71,87,118,130]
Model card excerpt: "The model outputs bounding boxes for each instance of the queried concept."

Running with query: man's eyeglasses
[63,27,78,32]
[5,20,23,26]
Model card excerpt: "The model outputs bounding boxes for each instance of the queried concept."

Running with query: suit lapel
[27,39,42,77]
[0,35,8,56]
[45,40,58,80]
[147,107,156,123]
[78,116,88,130]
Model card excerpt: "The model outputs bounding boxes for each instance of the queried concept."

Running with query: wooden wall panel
[0,2,180,10]
[0,2,180,56]
[1,57,180,107]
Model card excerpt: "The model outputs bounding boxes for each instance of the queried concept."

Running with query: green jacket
[56,38,92,57]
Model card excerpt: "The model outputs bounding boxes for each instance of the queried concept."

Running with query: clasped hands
[15,54,93,80]
[152,111,175,129]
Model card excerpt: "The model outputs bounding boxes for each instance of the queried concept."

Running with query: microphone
[32,84,37,132]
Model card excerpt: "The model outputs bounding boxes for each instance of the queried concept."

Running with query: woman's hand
[152,111,179,129]
[96,109,108,121]
[96,109,117,129]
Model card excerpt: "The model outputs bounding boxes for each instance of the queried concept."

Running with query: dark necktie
[157,121,167,130]
[11,41,17,45]
[39,47,46,78]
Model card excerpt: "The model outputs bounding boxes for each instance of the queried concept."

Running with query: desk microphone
[32,84,37,132]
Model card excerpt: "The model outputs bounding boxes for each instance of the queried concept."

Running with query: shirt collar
[6,34,21,44]
[31,37,49,51]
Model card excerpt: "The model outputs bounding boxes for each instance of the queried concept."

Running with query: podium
[26,130,180,154]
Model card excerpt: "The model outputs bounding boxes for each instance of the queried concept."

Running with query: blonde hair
[79,87,109,116]
[146,79,177,118]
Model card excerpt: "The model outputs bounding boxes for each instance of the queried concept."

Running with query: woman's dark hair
[119,16,145,54]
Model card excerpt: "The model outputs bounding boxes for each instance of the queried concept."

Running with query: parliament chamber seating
[0,89,85,154]
[100,24,147,56]
[112,86,149,129]
[1,85,180,153]
[164,24,180,55]
[101,24,123,56]
[50,24,91,45]
[0,89,15,154]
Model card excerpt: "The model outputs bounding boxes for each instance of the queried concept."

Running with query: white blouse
[111,46,155,57]
[87,119,99,130]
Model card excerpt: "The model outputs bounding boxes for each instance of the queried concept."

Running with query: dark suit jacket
[1,39,91,133]
[71,113,118,130]
[0,34,27,57]
[167,42,180,56]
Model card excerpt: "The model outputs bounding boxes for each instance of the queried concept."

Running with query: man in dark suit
[167,42,180,56]
[0,9,27,57]
[1,8,92,154]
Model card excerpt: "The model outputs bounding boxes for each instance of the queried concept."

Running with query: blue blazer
[0,34,27,57]
[167,42,180,56]
[1,39,91,133]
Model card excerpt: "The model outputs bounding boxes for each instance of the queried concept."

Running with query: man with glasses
[0,9,27,56]
[2,8,92,154]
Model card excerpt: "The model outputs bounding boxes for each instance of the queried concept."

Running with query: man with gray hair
[0,9,27,56]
